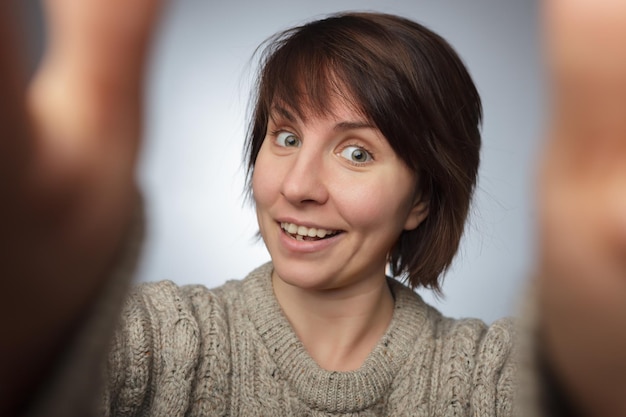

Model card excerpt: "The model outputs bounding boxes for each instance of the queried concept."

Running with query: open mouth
[280,222,341,241]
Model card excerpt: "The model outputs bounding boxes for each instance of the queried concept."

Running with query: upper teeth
[280,222,338,238]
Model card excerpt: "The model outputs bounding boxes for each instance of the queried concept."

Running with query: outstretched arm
[538,1,626,415]
[0,1,161,414]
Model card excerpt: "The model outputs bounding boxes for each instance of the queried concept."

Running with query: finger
[30,0,163,163]
[24,0,164,222]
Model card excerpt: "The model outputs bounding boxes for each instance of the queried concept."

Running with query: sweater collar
[243,262,430,413]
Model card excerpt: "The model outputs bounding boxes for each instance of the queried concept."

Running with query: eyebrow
[270,105,297,123]
[270,105,375,131]
[333,121,375,131]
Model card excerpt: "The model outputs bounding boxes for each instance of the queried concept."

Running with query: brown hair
[244,12,482,291]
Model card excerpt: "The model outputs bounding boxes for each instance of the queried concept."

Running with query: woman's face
[252,97,428,291]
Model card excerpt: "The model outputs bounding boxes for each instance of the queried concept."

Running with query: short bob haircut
[244,12,482,292]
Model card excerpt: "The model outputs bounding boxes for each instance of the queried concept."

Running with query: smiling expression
[252,98,429,292]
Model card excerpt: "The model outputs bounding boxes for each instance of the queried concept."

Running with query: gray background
[23,1,544,323]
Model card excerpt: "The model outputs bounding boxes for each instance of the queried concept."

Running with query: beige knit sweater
[99,262,521,416]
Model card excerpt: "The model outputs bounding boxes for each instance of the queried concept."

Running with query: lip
[275,220,343,254]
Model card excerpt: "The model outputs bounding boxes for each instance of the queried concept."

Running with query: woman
[1,1,625,416]
[98,13,514,416]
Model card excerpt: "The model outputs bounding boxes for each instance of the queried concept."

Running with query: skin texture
[252,99,428,370]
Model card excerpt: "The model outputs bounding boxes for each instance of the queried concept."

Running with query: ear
[403,198,429,231]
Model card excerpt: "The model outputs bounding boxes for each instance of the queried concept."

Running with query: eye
[339,146,373,164]
[275,131,301,147]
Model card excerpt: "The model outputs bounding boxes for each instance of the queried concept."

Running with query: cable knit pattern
[102,262,518,416]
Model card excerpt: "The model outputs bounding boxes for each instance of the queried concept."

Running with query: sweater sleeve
[430,316,519,417]
[101,282,232,417]
[470,318,518,417]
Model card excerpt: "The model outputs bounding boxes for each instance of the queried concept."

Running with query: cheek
[334,174,415,231]
[251,153,278,241]
[251,147,277,208]
[251,169,265,206]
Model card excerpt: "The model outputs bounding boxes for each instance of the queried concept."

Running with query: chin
[271,259,337,291]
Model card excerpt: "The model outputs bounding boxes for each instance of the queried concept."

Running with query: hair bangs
[257,24,372,125]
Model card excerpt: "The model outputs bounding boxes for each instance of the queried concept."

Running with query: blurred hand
[539,1,626,415]
[28,0,162,213]
[0,0,161,413]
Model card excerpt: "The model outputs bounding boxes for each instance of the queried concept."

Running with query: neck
[272,271,395,371]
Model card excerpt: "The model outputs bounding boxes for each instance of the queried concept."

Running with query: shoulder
[121,262,273,337]
[389,278,516,351]
[106,277,249,414]
[406,287,517,381]
[435,314,516,362]
[392,280,516,354]
[437,316,518,416]
[389,279,517,383]
[390,281,518,416]
[120,277,245,345]
[432,313,518,415]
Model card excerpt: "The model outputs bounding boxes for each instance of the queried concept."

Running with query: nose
[280,149,329,206]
